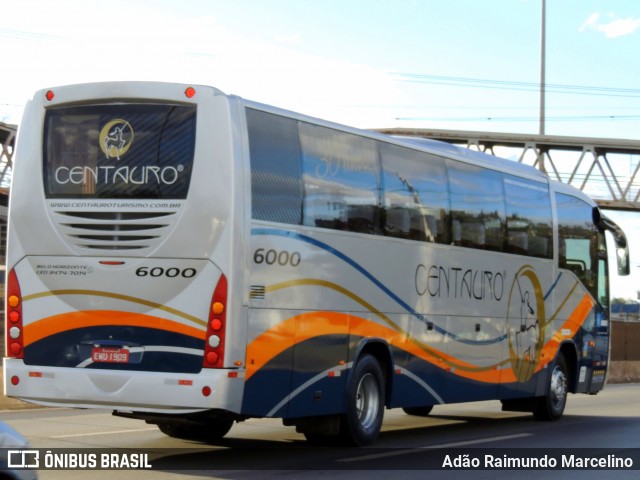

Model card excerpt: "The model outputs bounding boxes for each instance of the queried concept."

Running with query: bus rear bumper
[3,358,245,414]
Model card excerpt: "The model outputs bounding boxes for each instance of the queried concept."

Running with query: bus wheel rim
[356,373,380,429]
[550,365,567,409]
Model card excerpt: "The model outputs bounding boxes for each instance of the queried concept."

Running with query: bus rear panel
[5,83,245,414]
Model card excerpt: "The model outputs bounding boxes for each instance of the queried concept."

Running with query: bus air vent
[250,285,266,300]
[52,210,176,251]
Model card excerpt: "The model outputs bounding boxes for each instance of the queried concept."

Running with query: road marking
[339,433,534,463]
[51,427,158,439]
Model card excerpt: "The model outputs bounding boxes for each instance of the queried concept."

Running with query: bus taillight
[203,274,227,368]
[6,269,24,359]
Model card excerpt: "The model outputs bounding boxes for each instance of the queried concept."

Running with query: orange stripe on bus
[245,312,505,382]
[245,313,348,381]
[537,292,595,371]
[261,279,510,382]
[23,289,206,328]
[246,291,596,385]
[23,310,206,346]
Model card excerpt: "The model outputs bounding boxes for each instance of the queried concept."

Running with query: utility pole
[538,0,547,172]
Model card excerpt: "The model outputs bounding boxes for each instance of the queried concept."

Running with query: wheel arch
[351,338,393,407]
[557,341,578,393]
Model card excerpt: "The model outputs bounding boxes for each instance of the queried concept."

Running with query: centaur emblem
[99,119,134,160]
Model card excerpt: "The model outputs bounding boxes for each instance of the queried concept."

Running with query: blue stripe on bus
[545,272,563,300]
[252,227,507,346]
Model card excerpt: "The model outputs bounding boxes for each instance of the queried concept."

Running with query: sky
[1,0,639,299]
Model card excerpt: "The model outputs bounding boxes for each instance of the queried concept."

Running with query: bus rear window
[43,103,196,199]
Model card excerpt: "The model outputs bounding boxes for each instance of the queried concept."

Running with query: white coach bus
[4,82,629,446]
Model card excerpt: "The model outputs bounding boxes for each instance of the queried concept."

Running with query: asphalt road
[2,383,640,480]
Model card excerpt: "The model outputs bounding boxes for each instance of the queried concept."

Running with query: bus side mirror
[617,247,630,276]
[597,212,630,276]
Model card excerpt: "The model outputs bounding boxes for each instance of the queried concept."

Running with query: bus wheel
[402,405,433,417]
[157,420,234,442]
[533,353,568,421]
[340,354,385,446]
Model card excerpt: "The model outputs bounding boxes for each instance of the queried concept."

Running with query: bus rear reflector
[203,274,227,369]
[5,269,24,359]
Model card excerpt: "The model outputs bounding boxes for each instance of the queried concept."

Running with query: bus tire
[402,405,434,417]
[340,354,385,446]
[533,353,568,421]
[157,420,234,442]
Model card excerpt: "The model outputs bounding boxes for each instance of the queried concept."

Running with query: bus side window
[299,123,380,235]
[504,176,553,259]
[448,160,505,252]
[556,193,598,299]
[247,109,303,225]
[380,144,449,244]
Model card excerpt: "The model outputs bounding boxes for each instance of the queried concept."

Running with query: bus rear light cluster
[203,274,227,368]
[6,269,24,359]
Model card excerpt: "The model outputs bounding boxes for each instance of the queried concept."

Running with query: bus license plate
[91,347,130,364]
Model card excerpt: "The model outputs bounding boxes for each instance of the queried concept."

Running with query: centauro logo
[99,119,134,160]
[52,117,186,188]
[506,265,546,382]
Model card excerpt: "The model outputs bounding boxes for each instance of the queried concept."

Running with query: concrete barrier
[608,361,640,384]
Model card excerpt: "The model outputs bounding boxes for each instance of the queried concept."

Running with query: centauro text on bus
[3,82,630,446]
